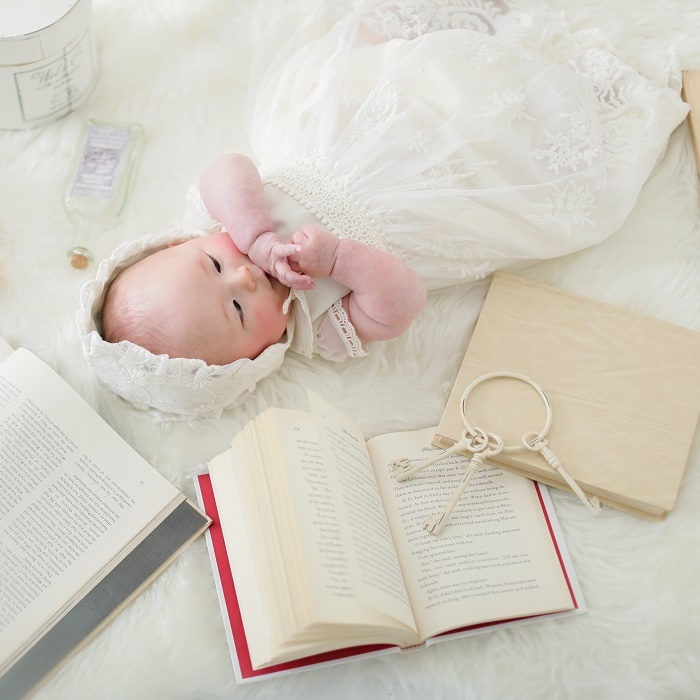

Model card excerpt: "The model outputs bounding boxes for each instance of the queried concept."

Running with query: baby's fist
[288,225,340,279]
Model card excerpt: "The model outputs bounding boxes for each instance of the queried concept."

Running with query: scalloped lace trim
[328,299,368,358]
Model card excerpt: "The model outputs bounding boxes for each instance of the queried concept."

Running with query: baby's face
[133,233,289,365]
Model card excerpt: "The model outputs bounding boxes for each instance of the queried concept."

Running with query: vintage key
[390,428,488,482]
[423,433,504,536]
[522,433,601,514]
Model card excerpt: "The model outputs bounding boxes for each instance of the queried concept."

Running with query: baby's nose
[232,265,256,291]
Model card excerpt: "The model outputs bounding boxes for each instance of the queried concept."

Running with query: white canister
[0,0,97,130]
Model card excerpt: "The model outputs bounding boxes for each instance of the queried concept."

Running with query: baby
[100,153,427,368]
[80,0,688,417]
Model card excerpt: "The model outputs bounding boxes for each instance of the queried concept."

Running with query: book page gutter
[306,393,417,638]
[368,427,574,641]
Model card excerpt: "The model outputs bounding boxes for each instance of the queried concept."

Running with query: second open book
[197,389,583,681]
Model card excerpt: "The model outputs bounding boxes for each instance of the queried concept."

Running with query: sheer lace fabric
[250,0,688,291]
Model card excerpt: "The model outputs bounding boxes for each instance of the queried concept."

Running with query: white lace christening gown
[248,0,688,292]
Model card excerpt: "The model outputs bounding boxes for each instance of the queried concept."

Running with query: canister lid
[0,0,91,66]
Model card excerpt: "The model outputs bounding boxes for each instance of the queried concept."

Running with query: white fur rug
[2,1,700,698]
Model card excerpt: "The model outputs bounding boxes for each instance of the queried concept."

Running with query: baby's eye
[233,300,243,319]
[208,254,221,273]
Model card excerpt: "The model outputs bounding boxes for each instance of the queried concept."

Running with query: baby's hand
[268,241,316,290]
[247,231,315,290]
[288,225,340,279]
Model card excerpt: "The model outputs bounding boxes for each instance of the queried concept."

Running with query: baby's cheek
[265,300,289,338]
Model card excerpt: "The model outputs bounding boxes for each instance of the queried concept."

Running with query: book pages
[369,427,576,641]
[0,347,207,693]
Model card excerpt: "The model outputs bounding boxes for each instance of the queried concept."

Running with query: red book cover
[194,472,582,683]
[195,473,396,682]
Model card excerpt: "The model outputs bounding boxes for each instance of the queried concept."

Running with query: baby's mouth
[269,274,288,293]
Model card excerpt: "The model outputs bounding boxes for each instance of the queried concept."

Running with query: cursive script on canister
[0,0,97,130]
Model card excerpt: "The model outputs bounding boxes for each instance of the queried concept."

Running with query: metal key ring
[459,371,552,453]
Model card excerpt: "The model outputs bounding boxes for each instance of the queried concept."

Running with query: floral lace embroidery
[328,299,367,357]
[488,88,530,121]
[344,79,401,145]
[262,155,404,258]
[444,34,527,68]
[634,47,682,92]
[569,49,659,168]
[400,232,507,281]
[364,0,573,55]
[530,108,599,175]
[366,0,507,39]
[418,157,498,188]
[408,131,431,156]
[525,180,598,234]
[528,45,670,177]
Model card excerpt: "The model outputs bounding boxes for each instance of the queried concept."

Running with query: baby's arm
[198,154,313,289]
[289,225,427,343]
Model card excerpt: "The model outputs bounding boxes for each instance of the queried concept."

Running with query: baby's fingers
[270,242,300,262]
[281,270,316,291]
[272,260,315,290]
[291,230,310,245]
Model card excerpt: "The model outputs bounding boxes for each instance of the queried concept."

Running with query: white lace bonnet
[76,228,312,419]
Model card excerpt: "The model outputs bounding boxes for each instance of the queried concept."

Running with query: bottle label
[70,124,134,200]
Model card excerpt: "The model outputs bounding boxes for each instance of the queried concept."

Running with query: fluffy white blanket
[2,1,699,698]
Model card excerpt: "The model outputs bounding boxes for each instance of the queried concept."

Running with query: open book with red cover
[195,391,584,683]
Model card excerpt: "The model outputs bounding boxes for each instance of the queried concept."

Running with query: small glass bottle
[64,119,144,269]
